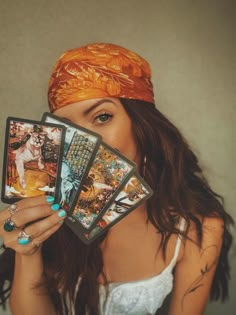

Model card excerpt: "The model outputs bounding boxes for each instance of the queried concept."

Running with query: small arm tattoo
[181,244,219,311]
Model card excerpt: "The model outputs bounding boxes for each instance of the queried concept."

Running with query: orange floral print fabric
[48,43,154,112]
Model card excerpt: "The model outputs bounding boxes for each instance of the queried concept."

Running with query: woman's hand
[0,195,66,255]
[0,195,65,315]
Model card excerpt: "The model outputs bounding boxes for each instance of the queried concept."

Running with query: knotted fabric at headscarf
[48,43,154,112]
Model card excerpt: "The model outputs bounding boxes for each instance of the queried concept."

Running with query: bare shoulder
[168,216,224,314]
[175,216,224,265]
[180,216,224,270]
[201,216,225,235]
[186,216,224,249]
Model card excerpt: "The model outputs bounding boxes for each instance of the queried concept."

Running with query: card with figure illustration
[1,117,66,203]
[42,113,102,210]
[65,142,137,234]
[75,173,153,244]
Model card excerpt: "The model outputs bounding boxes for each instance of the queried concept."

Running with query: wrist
[14,250,45,284]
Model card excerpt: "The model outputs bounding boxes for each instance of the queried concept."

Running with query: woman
[0,43,234,315]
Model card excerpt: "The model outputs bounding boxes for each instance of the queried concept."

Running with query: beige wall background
[0,0,235,314]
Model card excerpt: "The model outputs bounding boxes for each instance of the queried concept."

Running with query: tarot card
[42,113,102,210]
[65,142,136,234]
[76,173,153,244]
[1,117,65,203]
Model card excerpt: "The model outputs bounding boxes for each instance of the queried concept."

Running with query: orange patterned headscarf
[48,43,154,112]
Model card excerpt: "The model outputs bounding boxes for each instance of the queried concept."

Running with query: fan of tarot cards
[1,113,153,244]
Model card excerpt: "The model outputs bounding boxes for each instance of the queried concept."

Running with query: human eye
[94,112,113,124]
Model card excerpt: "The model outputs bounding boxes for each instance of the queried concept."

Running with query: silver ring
[32,240,41,248]
[17,229,32,246]
[8,203,18,216]
[3,218,18,232]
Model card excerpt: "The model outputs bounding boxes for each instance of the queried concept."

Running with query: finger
[0,195,55,222]
[32,221,64,246]
[0,207,65,244]
[0,201,60,230]
[8,204,61,228]
[5,221,64,255]
[23,209,67,238]
[18,195,55,209]
[23,222,65,255]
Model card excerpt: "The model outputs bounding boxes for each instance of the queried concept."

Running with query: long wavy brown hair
[0,99,234,315]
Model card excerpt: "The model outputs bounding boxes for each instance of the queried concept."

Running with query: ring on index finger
[3,203,19,232]
[8,203,18,216]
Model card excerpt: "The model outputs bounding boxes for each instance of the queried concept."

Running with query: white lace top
[66,219,185,315]
[98,263,174,315]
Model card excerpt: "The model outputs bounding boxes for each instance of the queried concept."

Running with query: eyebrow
[83,99,116,115]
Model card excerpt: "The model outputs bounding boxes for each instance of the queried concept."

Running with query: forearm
[9,252,56,315]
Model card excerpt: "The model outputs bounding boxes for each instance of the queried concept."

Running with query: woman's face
[53,97,140,166]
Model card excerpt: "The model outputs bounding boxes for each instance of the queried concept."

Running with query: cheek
[102,126,139,164]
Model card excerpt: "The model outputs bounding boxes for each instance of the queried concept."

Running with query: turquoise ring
[17,230,32,246]
[3,218,18,232]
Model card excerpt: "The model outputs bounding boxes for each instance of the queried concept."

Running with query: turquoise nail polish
[46,196,55,203]
[58,210,66,218]
[51,203,60,211]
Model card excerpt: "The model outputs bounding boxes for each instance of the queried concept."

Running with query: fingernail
[51,203,60,211]
[46,196,55,203]
[58,210,67,218]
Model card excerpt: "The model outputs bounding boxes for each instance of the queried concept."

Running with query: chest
[99,218,177,283]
